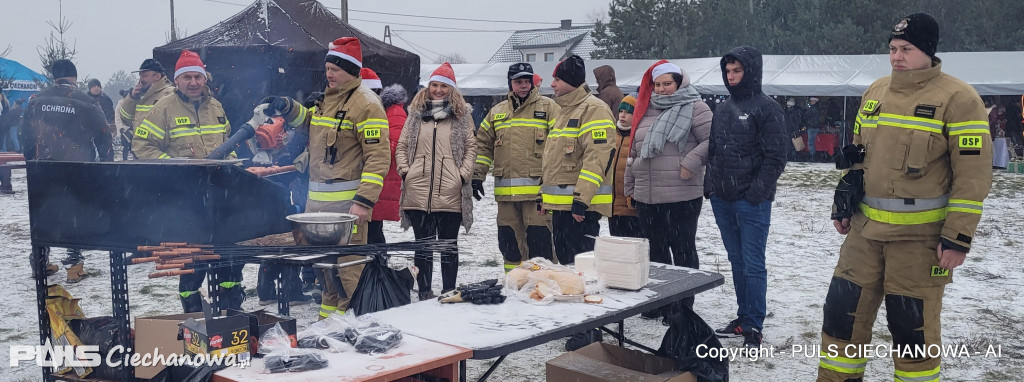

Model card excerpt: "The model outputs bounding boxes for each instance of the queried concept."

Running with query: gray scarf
[639,85,701,159]
[422,99,451,121]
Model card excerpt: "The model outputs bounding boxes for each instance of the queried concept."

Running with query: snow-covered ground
[2,162,1023,381]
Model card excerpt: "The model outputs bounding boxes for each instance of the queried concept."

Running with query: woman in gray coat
[624,60,712,314]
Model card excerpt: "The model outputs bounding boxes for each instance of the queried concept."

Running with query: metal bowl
[286,212,357,246]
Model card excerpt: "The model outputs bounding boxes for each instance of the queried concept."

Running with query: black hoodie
[704,46,788,203]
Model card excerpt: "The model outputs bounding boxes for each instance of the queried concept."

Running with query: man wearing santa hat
[263,37,390,319]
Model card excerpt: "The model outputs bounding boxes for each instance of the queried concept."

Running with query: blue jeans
[806,128,819,155]
[710,196,772,331]
[7,125,20,152]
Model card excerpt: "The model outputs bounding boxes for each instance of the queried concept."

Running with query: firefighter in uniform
[819,14,992,382]
[119,58,175,160]
[474,63,559,270]
[133,50,242,313]
[22,59,113,282]
[264,37,390,318]
[541,55,616,266]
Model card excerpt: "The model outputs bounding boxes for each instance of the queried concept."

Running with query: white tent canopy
[422,52,1024,97]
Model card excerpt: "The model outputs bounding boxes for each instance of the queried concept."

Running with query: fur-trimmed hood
[380,84,408,109]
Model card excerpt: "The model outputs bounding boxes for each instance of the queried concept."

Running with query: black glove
[831,169,864,221]
[260,96,293,116]
[571,200,588,216]
[303,92,325,108]
[440,279,506,304]
[835,144,865,170]
[471,179,485,201]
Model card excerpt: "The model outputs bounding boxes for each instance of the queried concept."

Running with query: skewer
[148,269,195,278]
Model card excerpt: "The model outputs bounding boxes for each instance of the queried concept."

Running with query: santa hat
[360,68,382,89]
[533,73,543,87]
[174,49,206,79]
[326,37,362,76]
[429,62,456,87]
[632,60,683,131]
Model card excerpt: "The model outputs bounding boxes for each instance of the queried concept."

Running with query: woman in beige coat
[395,63,476,300]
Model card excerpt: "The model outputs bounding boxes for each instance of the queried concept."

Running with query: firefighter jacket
[120,77,174,128]
[474,88,560,202]
[541,84,617,216]
[132,87,232,160]
[847,58,992,252]
[21,83,113,162]
[282,78,390,209]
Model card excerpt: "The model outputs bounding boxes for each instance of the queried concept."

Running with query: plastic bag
[260,323,327,373]
[505,258,587,304]
[349,254,415,315]
[69,317,124,380]
[657,304,729,382]
[353,324,403,354]
[295,313,364,352]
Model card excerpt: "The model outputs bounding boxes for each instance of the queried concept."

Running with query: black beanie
[889,13,939,57]
[51,59,77,79]
[553,55,586,88]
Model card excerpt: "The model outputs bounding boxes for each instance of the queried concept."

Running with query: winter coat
[474,87,560,202]
[1006,102,1023,134]
[704,46,788,204]
[132,87,233,160]
[120,77,175,128]
[847,58,991,252]
[372,84,408,222]
[280,77,390,209]
[611,129,636,217]
[785,105,803,138]
[20,83,113,162]
[396,93,476,231]
[625,92,713,205]
[89,92,115,124]
[803,103,821,130]
[541,84,617,216]
[594,65,624,114]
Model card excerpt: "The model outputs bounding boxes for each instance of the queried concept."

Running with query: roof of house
[488,25,597,63]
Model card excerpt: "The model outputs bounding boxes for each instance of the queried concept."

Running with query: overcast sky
[1,0,607,85]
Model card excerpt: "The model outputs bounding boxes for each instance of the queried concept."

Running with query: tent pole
[843,96,848,146]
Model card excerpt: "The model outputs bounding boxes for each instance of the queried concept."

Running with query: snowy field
[2,162,1023,381]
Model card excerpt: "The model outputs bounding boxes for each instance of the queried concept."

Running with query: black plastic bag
[68,317,123,380]
[657,304,729,382]
[349,255,415,315]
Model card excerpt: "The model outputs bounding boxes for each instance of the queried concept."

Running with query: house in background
[488,19,596,63]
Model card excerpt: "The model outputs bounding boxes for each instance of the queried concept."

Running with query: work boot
[66,263,88,283]
[181,294,204,313]
[565,329,603,351]
[288,294,314,306]
[45,263,60,277]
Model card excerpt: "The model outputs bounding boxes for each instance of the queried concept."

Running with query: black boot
[180,293,203,313]
[565,328,603,351]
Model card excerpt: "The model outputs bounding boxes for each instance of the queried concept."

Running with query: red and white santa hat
[533,73,543,87]
[174,49,207,79]
[632,59,684,132]
[326,37,363,75]
[429,62,456,87]
[360,68,382,89]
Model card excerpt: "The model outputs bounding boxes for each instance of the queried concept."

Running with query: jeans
[807,128,819,155]
[8,125,20,152]
[710,195,772,331]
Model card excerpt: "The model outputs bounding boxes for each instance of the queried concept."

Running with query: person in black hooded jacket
[704,46,788,348]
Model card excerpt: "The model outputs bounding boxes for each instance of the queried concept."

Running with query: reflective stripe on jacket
[131,87,232,160]
[120,77,175,129]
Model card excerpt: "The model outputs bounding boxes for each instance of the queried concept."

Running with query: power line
[335,7,563,25]
[392,32,445,59]
[392,29,518,33]
[350,18,518,32]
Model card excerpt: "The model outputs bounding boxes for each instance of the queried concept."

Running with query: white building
[488,20,597,63]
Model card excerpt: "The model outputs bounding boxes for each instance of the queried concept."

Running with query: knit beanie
[326,37,363,77]
[619,95,637,114]
[51,59,77,79]
[552,55,586,88]
[889,13,939,57]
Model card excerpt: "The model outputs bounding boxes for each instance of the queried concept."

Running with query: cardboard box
[546,342,696,382]
[133,312,204,379]
[224,309,297,356]
[181,310,252,362]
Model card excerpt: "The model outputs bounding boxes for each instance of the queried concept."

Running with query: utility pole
[340,0,349,24]
[170,0,178,41]
[383,25,392,45]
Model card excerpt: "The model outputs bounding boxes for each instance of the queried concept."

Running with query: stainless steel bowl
[286,212,357,246]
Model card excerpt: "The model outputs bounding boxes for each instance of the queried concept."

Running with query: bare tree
[0,45,14,91]
[106,70,138,99]
[437,52,468,64]
[37,0,77,82]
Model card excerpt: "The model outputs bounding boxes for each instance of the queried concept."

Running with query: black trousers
[367,220,386,244]
[635,198,702,308]
[551,210,601,265]
[608,215,644,238]
[405,210,461,292]
[179,264,244,313]
[257,262,303,301]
